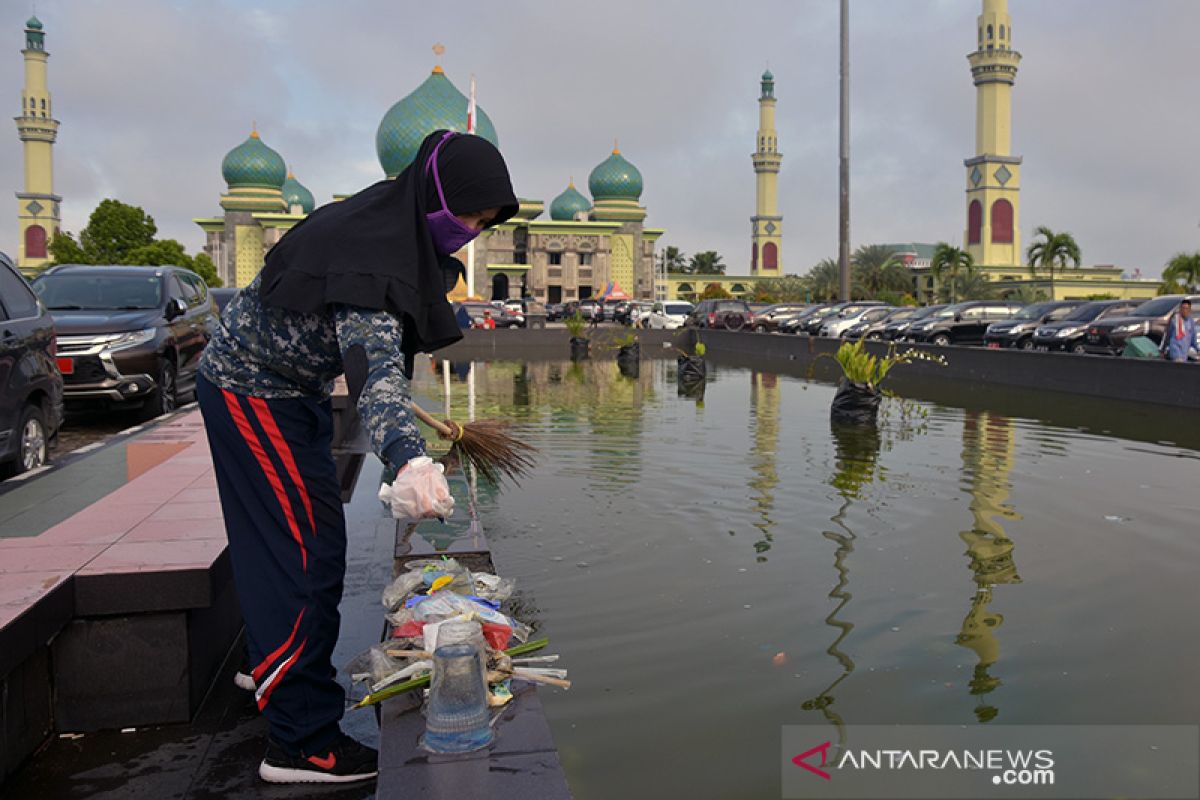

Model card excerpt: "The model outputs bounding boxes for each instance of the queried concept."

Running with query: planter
[677,355,707,385]
[830,377,881,424]
[616,341,640,366]
[617,359,640,379]
[569,337,590,361]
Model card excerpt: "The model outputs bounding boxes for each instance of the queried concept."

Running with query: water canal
[396,355,1199,799]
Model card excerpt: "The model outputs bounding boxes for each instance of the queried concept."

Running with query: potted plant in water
[828,340,945,424]
[614,331,640,375]
[565,312,589,360]
[677,341,706,386]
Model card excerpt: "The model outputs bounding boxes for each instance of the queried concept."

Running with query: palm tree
[1161,251,1200,292]
[851,245,910,299]
[804,258,841,302]
[661,246,688,274]
[689,251,726,275]
[930,243,975,303]
[1026,226,1081,280]
[953,271,996,301]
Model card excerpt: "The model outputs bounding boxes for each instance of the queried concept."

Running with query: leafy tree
[803,258,841,302]
[1004,284,1048,304]
[851,244,910,299]
[47,231,88,265]
[1085,293,1117,300]
[1161,251,1200,293]
[79,199,157,264]
[661,246,688,274]
[1026,226,1081,279]
[191,253,222,288]
[953,271,996,301]
[930,243,975,303]
[689,251,726,275]
[700,282,732,300]
[754,276,810,303]
[125,238,190,268]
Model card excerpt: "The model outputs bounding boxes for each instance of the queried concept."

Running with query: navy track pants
[197,374,347,755]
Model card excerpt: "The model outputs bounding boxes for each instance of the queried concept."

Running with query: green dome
[376,68,499,178]
[549,181,591,221]
[26,16,43,30]
[762,68,774,81]
[588,147,643,201]
[222,131,287,190]
[282,171,315,213]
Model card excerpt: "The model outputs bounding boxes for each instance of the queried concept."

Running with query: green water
[406,357,1198,800]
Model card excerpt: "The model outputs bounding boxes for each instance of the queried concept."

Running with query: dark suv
[685,299,754,330]
[905,301,1023,346]
[1083,294,1200,355]
[1031,300,1141,353]
[33,265,215,417]
[983,301,1085,350]
[0,253,63,475]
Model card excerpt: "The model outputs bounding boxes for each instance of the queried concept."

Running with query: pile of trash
[347,557,567,711]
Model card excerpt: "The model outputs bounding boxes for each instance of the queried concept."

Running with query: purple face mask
[424,132,482,255]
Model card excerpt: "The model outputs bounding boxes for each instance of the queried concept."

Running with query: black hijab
[258,130,518,362]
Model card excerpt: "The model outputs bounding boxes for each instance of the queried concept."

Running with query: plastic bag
[404,558,474,596]
[830,377,881,424]
[381,571,425,612]
[472,573,516,603]
[677,355,706,384]
[411,590,513,629]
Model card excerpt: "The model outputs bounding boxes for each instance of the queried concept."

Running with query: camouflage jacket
[199,273,425,467]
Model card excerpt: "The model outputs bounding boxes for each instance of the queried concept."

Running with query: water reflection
[748,372,780,561]
[955,412,1023,723]
[802,422,883,745]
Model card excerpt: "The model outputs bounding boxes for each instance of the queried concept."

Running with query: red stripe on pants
[249,396,317,537]
[221,389,308,572]
[252,607,306,683]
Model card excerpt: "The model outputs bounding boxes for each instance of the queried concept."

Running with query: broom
[408,401,536,486]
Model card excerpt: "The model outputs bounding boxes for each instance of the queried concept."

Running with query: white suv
[646,301,694,330]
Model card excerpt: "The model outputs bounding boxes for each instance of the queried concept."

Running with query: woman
[196,130,517,784]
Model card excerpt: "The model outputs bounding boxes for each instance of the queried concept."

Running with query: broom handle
[410,402,455,438]
[512,668,572,690]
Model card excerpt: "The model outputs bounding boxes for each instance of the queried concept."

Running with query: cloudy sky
[2,0,1197,278]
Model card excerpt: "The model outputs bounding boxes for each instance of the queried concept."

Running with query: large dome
[588,147,643,201]
[221,131,286,190]
[282,171,315,213]
[376,68,499,178]
[549,180,591,221]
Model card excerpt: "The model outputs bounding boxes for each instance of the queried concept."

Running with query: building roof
[281,171,315,213]
[375,68,499,178]
[26,16,43,30]
[548,180,591,221]
[588,146,643,201]
[221,130,287,190]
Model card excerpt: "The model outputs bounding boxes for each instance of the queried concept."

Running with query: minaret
[964,0,1021,268]
[751,70,782,275]
[14,16,61,274]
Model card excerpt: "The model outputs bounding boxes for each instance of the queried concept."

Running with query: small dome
[282,171,315,213]
[762,68,774,81]
[588,146,643,202]
[221,130,287,190]
[26,16,43,30]
[549,180,591,221]
[376,69,499,178]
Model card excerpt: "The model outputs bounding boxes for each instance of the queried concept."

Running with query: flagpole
[466,74,478,300]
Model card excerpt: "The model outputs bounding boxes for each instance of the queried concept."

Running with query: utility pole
[838,0,851,301]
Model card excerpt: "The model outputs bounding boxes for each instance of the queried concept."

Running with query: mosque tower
[14,16,61,274]
[751,70,782,276]
[964,0,1022,268]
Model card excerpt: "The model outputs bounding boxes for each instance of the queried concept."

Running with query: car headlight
[1055,326,1083,337]
[1114,322,1146,333]
[105,328,157,351]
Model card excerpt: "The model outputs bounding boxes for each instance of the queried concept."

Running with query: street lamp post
[838,0,852,302]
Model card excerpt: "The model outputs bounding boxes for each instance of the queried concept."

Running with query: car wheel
[1018,337,1035,350]
[867,333,881,340]
[15,404,48,475]
[932,333,951,347]
[142,359,178,420]
[754,324,767,333]
[1071,343,1087,354]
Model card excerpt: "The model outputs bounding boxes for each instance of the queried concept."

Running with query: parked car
[751,304,812,333]
[209,287,239,313]
[905,301,1023,346]
[821,305,894,338]
[460,301,521,328]
[627,301,655,327]
[1083,294,1200,355]
[646,301,695,330]
[0,252,63,475]
[32,265,215,418]
[880,304,947,341]
[845,306,918,341]
[804,301,887,337]
[1031,300,1141,353]
[778,304,835,334]
[684,299,754,330]
[545,303,564,322]
[611,301,635,324]
[983,301,1086,350]
[577,300,601,321]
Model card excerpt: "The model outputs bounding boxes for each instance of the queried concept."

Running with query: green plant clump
[564,312,587,339]
[694,342,707,357]
[833,340,946,388]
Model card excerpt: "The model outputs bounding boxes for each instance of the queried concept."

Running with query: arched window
[991,199,1014,244]
[40,99,45,109]
[987,24,993,39]
[968,200,983,245]
[751,242,758,270]
[763,242,778,269]
[25,225,47,259]
[1000,25,1006,39]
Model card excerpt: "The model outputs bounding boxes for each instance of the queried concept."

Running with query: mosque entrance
[491,273,509,301]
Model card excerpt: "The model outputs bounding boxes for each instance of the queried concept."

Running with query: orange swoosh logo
[307,752,336,770]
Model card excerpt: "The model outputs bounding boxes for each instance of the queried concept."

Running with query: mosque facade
[195,64,664,301]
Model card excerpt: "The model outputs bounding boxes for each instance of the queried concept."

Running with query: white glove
[378,456,455,521]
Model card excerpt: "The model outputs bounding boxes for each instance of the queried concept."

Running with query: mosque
[193,61,665,302]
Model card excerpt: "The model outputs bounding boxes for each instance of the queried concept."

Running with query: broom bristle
[449,419,537,485]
